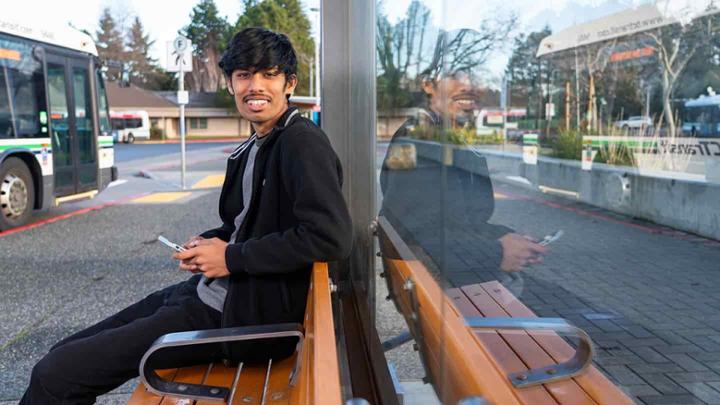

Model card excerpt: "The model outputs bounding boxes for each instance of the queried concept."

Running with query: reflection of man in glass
[380,29,546,288]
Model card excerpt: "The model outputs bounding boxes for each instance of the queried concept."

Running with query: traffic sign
[166,40,192,72]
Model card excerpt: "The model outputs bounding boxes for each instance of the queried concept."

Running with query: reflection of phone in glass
[158,235,186,252]
[539,230,564,246]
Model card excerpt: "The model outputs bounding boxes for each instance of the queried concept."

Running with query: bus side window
[0,69,12,138]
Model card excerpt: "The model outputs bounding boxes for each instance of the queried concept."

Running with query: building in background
[106,82,249,139]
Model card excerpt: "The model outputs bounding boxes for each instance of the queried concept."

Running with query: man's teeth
[456,99,474,106]
[247,100,268,107]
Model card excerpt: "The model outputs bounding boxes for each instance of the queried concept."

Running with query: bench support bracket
[466,317,594,388]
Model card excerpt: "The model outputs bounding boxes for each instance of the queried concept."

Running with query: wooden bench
[128,262,341,405]
[377,216,633,405]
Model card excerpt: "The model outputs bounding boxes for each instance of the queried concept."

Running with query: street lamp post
[310,7,321,105]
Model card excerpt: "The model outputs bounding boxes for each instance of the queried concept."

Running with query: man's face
[423,71,481,124]
[228,67,297,133]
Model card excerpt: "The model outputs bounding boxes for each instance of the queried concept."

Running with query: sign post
[167,36,192,189]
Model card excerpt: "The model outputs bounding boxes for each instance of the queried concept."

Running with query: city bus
[110,110,150,143]
[0,18,116,230]
[683,94,720,137]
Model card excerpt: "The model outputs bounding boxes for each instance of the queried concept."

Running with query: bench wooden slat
[127,369,177,405]
[229,361,270,404]
[445,288,559,404]
[481,281,634,405]
[309,262,342,404]
[458,284,597,405]
[383,257,527,404]
[262,356,296,403]
[160,364,212,405]
[195,363,237,405]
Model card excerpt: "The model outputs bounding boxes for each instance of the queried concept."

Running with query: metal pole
[500,74,507,143]
[309,59,314,97]
[313,7,321,104]
[574,49,580,130]
[179,63,186,190]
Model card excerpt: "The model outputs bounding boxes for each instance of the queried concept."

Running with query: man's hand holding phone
[499,233,548,272]
[173,237,230,278]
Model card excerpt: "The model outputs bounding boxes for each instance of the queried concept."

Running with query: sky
[3,0,321,64]
[3,0,711,78]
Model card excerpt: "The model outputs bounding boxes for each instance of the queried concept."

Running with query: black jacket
[200,107,352,361]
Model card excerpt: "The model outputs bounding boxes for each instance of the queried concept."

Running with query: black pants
[20,278,222,405]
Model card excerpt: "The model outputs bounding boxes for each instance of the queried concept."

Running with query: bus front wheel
[0,157,35,231]
[127,133,135,144]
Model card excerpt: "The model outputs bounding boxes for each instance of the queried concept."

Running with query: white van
[110,110,150,143]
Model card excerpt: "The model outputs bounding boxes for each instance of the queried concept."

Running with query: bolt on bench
[128,262,341,405]
[377,216,634,405]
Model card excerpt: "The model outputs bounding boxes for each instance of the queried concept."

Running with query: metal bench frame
[138,323,304,402]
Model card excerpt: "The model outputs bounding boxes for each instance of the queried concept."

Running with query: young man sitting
[21,27,352,405]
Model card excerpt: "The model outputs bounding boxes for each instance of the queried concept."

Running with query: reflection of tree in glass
[376,0,515,111]
[645,9,720,136]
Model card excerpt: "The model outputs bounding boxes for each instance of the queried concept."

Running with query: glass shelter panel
[375,1,720,404]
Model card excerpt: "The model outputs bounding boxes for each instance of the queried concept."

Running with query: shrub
[550,130,584,160]
[150,125,164,140]
[593,144,636,167]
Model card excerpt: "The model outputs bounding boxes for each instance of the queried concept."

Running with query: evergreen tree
[235,0,316,96]
[126,17,163,89]
[183,0,231,92]
[96,8,126,81]
[505,26,553,127]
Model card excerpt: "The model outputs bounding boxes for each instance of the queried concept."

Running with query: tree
[505,26,552,129]
[183,0,231,92]
[377,1,514,112]
[645,11,719,136]
[126,17,164,89]
[235,0,315,96]
[376,0,431,111]
[95,8,126,81]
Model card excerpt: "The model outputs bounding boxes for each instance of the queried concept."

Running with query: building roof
[106,82,176,109]
[156,91,224,109]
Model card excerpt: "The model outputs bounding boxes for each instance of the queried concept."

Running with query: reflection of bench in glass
[378,217,633,404]
[128,262,341,405]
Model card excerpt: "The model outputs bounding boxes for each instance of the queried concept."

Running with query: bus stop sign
[167,37,192,73]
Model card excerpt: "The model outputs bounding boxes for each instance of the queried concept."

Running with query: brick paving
[465,180,720,404]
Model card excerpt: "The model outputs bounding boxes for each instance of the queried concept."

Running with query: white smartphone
[158,235,186,252]
[539,230,564,246]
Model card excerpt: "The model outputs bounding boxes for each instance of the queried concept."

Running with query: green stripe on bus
[0,144,44,151]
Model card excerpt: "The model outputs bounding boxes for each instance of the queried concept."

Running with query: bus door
[46,53,98,196]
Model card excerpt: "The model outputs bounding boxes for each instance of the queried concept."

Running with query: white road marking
[108,179,128,188]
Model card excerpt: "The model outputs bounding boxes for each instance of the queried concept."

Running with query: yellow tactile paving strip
[131,192,192,204]
[192,174,225,189]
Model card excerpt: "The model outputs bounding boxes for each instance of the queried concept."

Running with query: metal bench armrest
[139,322,304,402]
[466,317,594,388]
